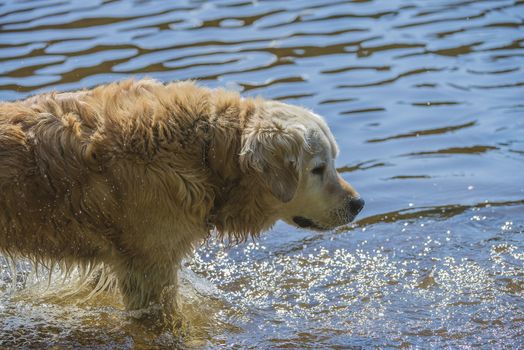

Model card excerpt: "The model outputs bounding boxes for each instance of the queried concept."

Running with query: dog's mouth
[292,216,328,231]
[292,214,357,231]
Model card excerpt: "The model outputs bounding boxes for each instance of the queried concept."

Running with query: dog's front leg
[159,284,181,329]
[115,259,179,317]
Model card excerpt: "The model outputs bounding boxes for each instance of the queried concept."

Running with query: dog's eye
[311,165,325,175]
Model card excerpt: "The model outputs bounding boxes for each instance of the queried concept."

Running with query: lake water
[0,0,523,348]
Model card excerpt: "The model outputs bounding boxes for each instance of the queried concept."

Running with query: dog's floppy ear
[240,122,305,203]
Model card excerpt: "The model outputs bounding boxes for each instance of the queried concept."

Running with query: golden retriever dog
[0,79,364,317]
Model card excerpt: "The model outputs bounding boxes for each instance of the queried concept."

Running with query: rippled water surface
[1,0,523,348]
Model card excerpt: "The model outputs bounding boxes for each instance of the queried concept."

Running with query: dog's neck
[205,96,280,240]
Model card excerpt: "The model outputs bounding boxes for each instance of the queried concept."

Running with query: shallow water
[0,0,523,348]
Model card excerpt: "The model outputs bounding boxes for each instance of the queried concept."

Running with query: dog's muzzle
[292,197,365,230]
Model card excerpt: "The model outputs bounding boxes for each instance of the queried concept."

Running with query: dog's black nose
[349,197,365,216]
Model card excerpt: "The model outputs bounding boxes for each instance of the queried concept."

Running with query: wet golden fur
[0,79,361,315]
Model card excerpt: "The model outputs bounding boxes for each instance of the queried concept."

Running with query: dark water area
[0,0,523,348]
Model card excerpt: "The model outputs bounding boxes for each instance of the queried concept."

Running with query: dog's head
[240,101,364,231]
